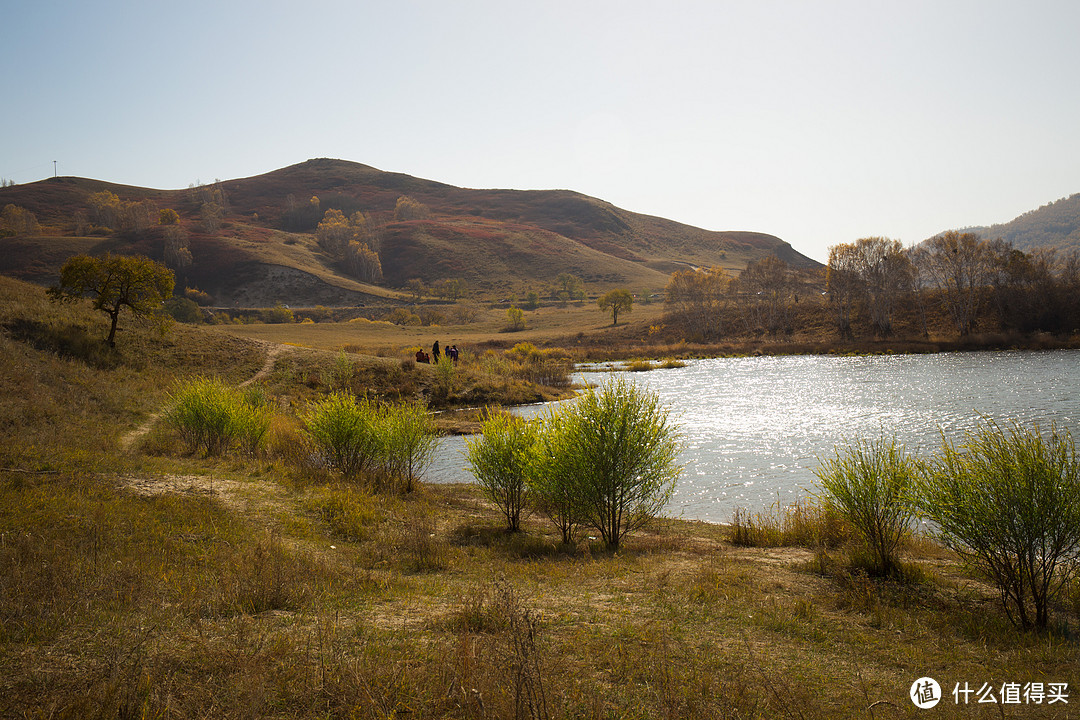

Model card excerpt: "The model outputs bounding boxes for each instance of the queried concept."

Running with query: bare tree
[825,243,861,339]
[852,237,911,337]
[910,231,992,336]
[664,266,730,339]
[734,256,793,336]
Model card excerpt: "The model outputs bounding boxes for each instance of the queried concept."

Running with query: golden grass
[213,301,668,354]
[2,275,1079,718]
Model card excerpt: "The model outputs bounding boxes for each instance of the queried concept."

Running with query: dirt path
[119,340,290,452]
[240,341,287,388]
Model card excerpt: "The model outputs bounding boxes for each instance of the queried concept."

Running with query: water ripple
[427,350,1080,524]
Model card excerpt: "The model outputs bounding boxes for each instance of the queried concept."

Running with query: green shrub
[165,377,270,456]
[532,378,682,550]
[815,436,916,576]
[303,394,436,492]
[379,400,438,493]
[916,420,1080,630]
[467,413,537,532]
[302,392,383,481]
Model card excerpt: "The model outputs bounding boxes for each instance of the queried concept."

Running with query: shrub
[163,296,202,323]
[916,420,1080,630]
[504,306,526,332]
[528,412,582,545]
[302,392,383,480]
[533,378,682,550]
[815,436,916,576]
[380,400,438,493]
[262,304,294,324]
[303,394,436,492]
[165,377,270,457]
[466,413,537,532]
[385,307,422,326]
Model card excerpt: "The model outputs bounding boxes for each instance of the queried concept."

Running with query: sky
[4,0,1080,264]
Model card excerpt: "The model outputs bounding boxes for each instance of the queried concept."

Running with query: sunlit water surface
[426,350,1080,523]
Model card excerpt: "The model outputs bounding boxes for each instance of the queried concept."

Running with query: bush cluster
[165,378,271,456]
[815,421,1080,630]
[467,378,682,550]
[303,392,436,493]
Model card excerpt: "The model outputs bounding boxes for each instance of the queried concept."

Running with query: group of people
[415,340,460,364]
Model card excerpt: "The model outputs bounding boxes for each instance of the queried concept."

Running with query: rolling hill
[955,192,1080,253]
[0,158,818,307]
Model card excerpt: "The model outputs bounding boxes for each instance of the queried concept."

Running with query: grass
[1,275,1079,718]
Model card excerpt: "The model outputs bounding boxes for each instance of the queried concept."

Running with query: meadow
[1,276,1078,719]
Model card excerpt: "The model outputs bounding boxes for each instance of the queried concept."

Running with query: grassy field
[214,301,669,355]
[1,276,1078,719]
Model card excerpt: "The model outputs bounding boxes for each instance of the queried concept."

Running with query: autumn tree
[163,225,192,276]
[85,191,158,233]
[598,289,633,325]
[317,209,383,283]
[49,254,175,347]
[910,231,992,336]
[556,273,587,304]
[200,202,224,233]
[434,278,469,300]
[664,266,729,339]
[852,237,912,337]
[87,190,122,229]
[345,241,383,283]
[0,204,41,236]
[505,306,526,331]
[734,256,793,335]
[825,243,862,339]
[394,195,430,221]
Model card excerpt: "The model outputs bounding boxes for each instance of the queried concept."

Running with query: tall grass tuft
[729,497,849,549]
[165,377,272,456]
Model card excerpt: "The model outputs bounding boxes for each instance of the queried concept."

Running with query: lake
[426,350,1080,524]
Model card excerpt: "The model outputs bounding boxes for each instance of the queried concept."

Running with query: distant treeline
[663,232,1080,340]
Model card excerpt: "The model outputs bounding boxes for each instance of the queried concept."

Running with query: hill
[954,192,1080,253]
[0,158,818,307]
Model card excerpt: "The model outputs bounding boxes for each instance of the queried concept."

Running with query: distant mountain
[0,158,819,307]
[959,193,1080,253]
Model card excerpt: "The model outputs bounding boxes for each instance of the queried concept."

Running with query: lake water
[426,350,1080,524]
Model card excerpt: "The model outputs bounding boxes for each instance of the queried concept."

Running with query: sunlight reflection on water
[426,350,1080,524]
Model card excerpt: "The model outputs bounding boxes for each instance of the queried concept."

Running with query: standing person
[432,340,441,362]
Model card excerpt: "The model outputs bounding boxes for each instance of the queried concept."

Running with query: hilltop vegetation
[0,158,816,309]
[960,193,1080,253]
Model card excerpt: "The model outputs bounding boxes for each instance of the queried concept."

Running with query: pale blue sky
[4,0,1079,262]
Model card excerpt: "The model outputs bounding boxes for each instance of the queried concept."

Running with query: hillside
[0,158,818,307]
[957,192,1080,253]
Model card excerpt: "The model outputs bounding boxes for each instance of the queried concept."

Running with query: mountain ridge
[0,158,819,307]
[945,192,1080,253]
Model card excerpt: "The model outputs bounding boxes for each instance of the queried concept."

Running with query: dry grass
[213,301,669,354]
[2,275,1079,719]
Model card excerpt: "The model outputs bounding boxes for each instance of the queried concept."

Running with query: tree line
[664,234,1080,340]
